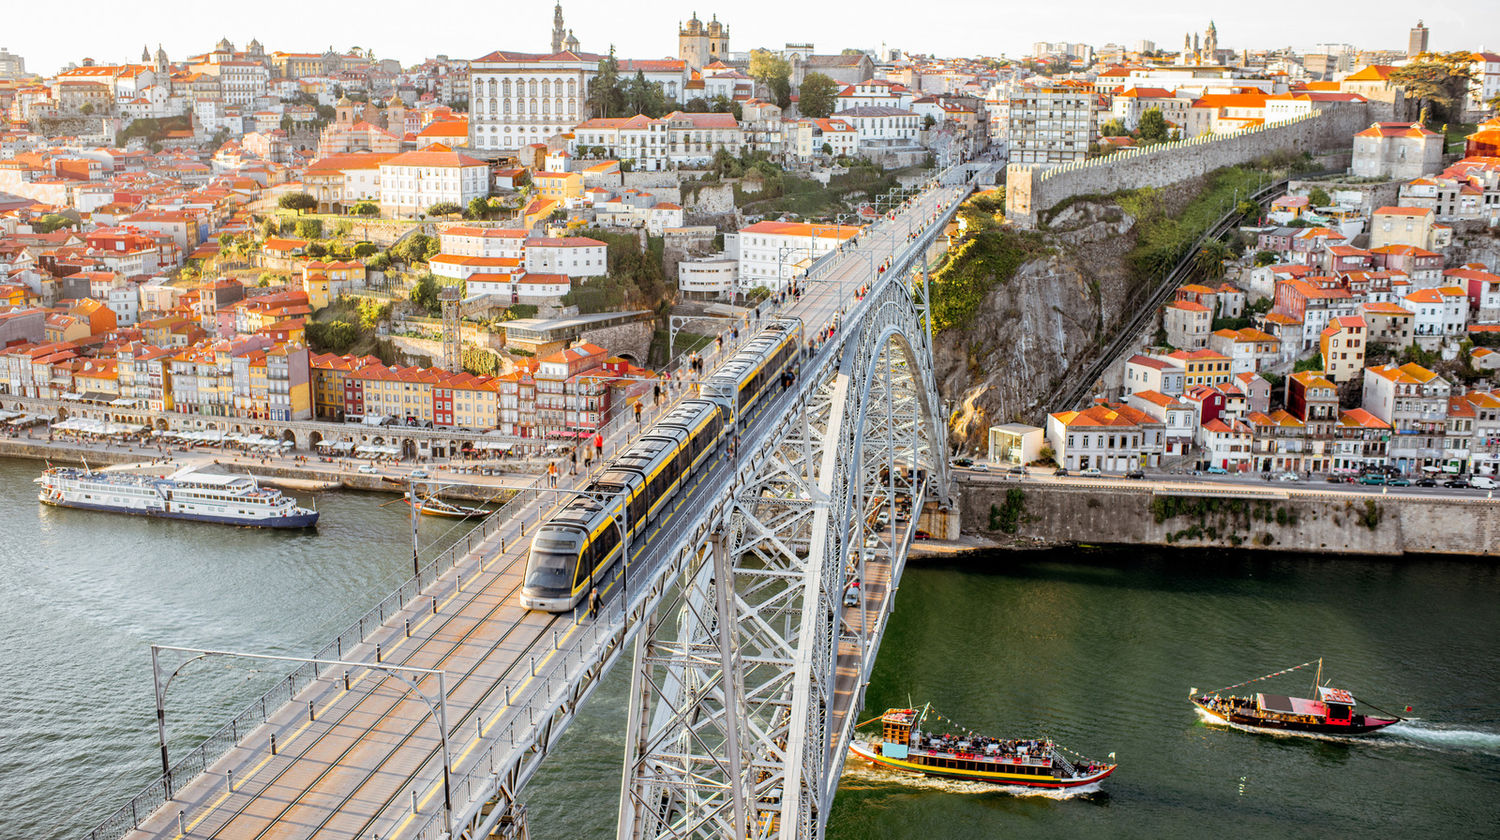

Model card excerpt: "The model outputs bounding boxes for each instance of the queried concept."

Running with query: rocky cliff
[935,201,1139,449]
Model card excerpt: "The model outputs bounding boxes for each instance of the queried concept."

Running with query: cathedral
[550,2,581,54]
[678,13,729,71]
[1181,21,1219,65]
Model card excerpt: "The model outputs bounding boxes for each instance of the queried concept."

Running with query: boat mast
[1313,657,1323,696]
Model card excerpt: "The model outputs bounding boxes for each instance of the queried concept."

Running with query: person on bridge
[588,585,601,619]
[547,461,558,488]
[634,402,643,425]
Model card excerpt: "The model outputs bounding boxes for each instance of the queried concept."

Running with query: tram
[521,319,804,611]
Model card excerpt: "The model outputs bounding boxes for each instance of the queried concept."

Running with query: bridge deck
[114,182,968,840]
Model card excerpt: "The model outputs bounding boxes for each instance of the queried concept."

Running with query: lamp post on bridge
[149,645,456,838]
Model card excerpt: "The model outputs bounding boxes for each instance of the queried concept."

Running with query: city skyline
[2,1,1482,75]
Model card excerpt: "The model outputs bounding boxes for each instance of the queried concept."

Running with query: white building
[438,225,528,259]
[736,220,861,292]
[833,106,921,146]
[1007,84,1097,165]
[378,144,489,218]
[678,257,737,298]
[523,237,607,278]
[467,49,600,153]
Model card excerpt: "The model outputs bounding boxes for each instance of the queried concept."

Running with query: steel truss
[619,274,951,840]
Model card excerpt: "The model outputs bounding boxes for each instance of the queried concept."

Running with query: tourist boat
[36,466,318,528]
[1190,659,1400,736]
[404,495,490,519]
[848,705,1117,790]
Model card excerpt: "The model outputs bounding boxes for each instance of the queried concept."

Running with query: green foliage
[427,201,462,218]
[1306,187,1331,207]
[930,194,1050,332]
[1099,118,1127,136]
[32,213,78,234]
[1359,499,1382,530]
[622,70,676,118]
[1390,53,1476,126]
[502,303,538,321]
[749,49,793,107]
[305,320,362,354]
[1400,342,1439,368]
[1293,353,1324,373]
[390,233,438,265]
[409,274,442,315]
[1138,107,1169,143]
[1121,165,1278,287]
[588,47,626,119]
[358,298,390,329]
[798,72,838,119]
[295,218,323,240]
[461,344,501,376]
[560,229,669,313]
[351,241,378,259]
[350,201,379,216]
[279,192,317,214]
[683,96,710,113]
[1253,250,1279,267]
[365,252,392,272]
[988,488,1027,533]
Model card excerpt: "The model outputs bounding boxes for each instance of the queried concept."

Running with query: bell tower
[551,3,567,53]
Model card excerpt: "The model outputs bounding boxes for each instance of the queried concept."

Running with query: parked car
[1358,473,1387,486]
[970,462,989,472]
[1080,467,1103,477]
[1125,470,1146,480]
[950,457,974,468]
[1276,472,1300,482]
[1415,477,1438,487]
[1471,476,1497,490]
[357,464,379,474]
[913,530,933,540]
[1053,468,1069,477]
[1387,477,1411,487]
[1006,465,1027,475]
[1205,466,1228,475]
[843,581,861,607]
[410,469,431,479]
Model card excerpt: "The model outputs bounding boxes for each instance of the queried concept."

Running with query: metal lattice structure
[441,285,462,372]
[618,272,951,840]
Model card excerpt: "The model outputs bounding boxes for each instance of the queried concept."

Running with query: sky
[2,1,1487,75]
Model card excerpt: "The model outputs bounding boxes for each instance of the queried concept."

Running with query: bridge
[81,171,973,840]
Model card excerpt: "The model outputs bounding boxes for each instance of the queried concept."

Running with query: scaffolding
[441,285,461,372]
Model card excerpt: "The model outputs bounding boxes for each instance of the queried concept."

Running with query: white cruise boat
[37,466,318,529]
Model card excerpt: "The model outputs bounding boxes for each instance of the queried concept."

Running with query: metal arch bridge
[86,175,973,840]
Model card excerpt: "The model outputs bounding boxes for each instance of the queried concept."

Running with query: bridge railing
[78,481,541,840]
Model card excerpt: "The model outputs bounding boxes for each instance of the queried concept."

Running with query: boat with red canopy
[1191,658,1400,736]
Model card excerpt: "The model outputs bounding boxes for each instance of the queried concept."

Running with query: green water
[522,549,1500,840]
[4,445,1496,840]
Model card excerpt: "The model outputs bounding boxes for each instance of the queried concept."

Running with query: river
[2,452,1496,839]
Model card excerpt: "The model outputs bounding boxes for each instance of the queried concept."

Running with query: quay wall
[1005,105,1370,228]
[0,438,511,502]
[957,477,1500,557]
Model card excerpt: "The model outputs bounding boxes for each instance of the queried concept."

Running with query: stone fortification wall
[959,478,1500,557]
[1006,107,1371,228]
[622,171,681,190]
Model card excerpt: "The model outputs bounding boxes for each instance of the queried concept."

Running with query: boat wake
[1384,722,1500,754]
[839,763,1100,799]
[1197,709,1500,754]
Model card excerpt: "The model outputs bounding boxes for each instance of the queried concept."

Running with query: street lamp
[150,645,456,837]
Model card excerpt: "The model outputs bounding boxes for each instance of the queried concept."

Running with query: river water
[3,453,1497,839]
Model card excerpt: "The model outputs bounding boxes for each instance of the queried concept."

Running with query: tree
[710,95,742,120]
[1099,117,1127,137]
[588,47,625,118]
[466,196,490,220]
[80,103,94,115]
[1391,53,1475,126]
[797,72,838,118]
[1307,187,1331,207]
[1253,250,1279,267]
[409,274,441,315]
[624,70,671,118]
[350,201,379,216]
[351,241,378,258]
[295,218,323,239]
[279,192,317,215]
[821,142,833,156]
[749,49,792,108]
[427,201,462,217]
[1193,239,1232,281]
[923,114,937,130]
[684,96,711,113]
[1138,107,1169,143]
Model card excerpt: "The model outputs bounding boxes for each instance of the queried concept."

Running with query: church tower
[1204,21,1218,63]
[680,13,707,70]
[154,45,169,75]
[706,15,729,64]
[551,3,567,53]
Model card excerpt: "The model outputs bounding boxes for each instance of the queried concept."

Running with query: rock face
[933,201,1139,450]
